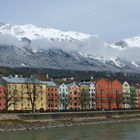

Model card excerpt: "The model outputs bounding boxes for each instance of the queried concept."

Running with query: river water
[0,120,140,140]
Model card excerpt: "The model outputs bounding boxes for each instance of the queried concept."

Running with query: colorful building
[68,83,81,110]
[46,81,58,111]
[59,83,69,110]
[130,85,136,109]
[0,76,47,111]
[111,80,123,109]
[134,84,140,109]
[122,81,131,109]
[96,79,122,110]
[79,81,96,110]
[89,82,96,109]
[79,83,90,110]
[0,85,6,111]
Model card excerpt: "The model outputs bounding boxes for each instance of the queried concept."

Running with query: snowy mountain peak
[0,22,94,41]
[111,36,140,50]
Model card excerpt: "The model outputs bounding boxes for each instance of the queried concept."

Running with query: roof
[1,77,47,84]
[46,81,57,87]
[79,81,94,86]
[67,82,78,87]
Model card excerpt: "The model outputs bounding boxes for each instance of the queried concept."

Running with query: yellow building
[1,76,47,111]
[79,83,90,110]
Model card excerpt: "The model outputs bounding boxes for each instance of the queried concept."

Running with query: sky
[0,0,140,42]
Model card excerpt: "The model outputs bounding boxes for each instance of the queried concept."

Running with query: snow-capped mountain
[0,22,140,73]
[0,22,93,41]
[111,36,140,50]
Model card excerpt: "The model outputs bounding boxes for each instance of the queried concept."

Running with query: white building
[89,82,96,109]
[122,81,130,109]
[58,83,69,110]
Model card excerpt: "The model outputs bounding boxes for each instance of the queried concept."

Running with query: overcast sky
[0,0,140,42]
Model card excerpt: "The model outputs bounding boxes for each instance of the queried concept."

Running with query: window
[21,85,23,89]
[15,85,17,89]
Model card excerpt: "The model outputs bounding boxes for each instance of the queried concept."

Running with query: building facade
[0,85,6,111]
[59,83,69,110]
[96,79,122,110]
[79,84,90,110]
[0,76,47,111]
[134,84,140,109]
[46,81,58,111]
[89,82,96,109]
[68,83,81,110]
[122,81,131,109]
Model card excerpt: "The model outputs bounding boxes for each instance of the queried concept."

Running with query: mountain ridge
[0,22,140,73]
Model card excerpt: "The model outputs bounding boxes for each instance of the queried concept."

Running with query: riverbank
[0,110,140,132]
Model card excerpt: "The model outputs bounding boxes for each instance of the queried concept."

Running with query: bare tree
[79,89,90,110]
[4,88,18,112]
[25,75,41,113]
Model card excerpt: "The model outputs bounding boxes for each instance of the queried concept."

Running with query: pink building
[68,83,81,110]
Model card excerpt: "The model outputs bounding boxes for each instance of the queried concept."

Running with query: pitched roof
[1,77,46,84]
[67,82,78,87]
[46,81,57,87]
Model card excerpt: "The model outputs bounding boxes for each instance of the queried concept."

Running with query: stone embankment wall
[0,110,140,121]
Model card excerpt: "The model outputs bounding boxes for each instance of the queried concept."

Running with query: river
[0,120,140,140]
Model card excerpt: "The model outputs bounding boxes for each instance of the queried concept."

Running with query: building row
[0,76,139,112]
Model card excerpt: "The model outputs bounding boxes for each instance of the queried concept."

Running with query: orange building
[0,85,6,111]
[96,79,122,110]
[68,83,81,110]
[46,81,58,111]
[134,85,140,109]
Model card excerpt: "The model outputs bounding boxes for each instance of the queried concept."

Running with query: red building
[96,79,122,110]
[134,85,140,109]
[46,81,58,111]
[0,85,6,111]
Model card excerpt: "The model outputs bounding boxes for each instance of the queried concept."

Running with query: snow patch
[131,61,139,67]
